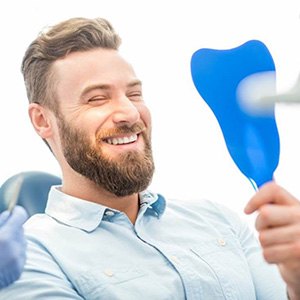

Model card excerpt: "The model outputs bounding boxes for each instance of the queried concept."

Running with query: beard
[57,117,155,197]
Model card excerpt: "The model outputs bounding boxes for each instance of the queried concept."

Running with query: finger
[255,204,300,230]
[259,224,300,247]
[262,242,300,264]
[244,181,299,214]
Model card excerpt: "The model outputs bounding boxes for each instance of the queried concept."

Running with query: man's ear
[28,103,54,139]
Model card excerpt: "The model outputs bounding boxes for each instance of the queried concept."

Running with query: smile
[104,134,138,145]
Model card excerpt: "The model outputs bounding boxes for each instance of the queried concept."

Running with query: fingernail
[244,204,251,214]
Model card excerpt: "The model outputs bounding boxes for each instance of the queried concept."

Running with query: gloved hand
[0,206,28,288]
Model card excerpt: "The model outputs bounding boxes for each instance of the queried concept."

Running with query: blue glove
[0,206,28,288]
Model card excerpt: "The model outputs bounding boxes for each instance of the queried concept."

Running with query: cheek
[80,110,110,136]
[139,105,152,128]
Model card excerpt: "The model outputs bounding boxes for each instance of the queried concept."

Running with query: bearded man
[2,17,300,300]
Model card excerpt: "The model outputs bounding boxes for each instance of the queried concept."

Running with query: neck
[61,172,140,224]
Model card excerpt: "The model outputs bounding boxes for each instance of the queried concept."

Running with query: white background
[0,0,300,224]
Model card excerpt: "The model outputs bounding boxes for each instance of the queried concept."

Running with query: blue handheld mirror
[190,40,280,189]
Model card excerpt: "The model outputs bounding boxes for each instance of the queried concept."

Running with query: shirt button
[104,269,114,277]
[218,238,226,246]
[170,255,181,264]
[105,210,115,217]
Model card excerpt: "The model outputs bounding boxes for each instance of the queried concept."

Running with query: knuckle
[258,206,270,222]
[291,242,300,258]
[294,226,300,237]
[265,181,279,194]
[258,232,267,246]
[294,209,300,220]
[275,185,285,198]
[262,249,273,263]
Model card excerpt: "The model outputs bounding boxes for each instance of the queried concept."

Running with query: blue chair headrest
[0,171,62,216]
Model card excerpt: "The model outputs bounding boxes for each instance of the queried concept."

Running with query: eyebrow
[80,80,142,99]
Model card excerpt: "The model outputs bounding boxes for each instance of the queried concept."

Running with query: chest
[47,217,256,300]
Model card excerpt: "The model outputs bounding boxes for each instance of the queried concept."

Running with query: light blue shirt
[0,186,287,299]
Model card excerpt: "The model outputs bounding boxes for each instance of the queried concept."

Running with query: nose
[112,97,140,126]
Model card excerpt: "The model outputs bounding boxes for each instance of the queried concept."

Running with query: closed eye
[88,96,108,104]
[128,92,143,101]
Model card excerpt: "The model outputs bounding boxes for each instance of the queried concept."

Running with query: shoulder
[166,197,238,221]
[24,213,66,246]
[164,197,247,236]
[25,213,59,232]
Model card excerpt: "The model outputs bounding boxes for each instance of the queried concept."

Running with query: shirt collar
[45,186,166,232]
[139,190,166,217]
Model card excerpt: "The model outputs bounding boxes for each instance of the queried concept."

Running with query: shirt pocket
[189,235,256,299]
[74,264,147,300]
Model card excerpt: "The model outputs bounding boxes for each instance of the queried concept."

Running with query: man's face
[51,48,154,196]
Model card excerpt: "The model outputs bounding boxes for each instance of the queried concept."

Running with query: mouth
[102,133,139,145]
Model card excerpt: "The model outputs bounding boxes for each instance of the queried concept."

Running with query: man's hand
[245,182,300,299]
[0,206,28,288]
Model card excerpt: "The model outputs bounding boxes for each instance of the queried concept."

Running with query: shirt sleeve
[0,236,84,299]
[215,202,288,300]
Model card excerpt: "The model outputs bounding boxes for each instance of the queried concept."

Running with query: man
[0,17,299,299]
[0,206,28,288]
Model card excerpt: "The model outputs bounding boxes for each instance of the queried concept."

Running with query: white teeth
[106,134,137,145]
[129,135,136,142]
[123,137,130,144]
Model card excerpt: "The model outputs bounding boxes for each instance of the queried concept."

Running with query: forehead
[52,48,139,97]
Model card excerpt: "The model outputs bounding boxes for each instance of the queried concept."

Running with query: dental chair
[0,171,62,217]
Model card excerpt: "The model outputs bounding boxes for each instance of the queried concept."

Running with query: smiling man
[42,47,154,222]
[0,17,298,299]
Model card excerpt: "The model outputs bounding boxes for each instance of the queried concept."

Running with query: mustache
[96,122,146,140]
